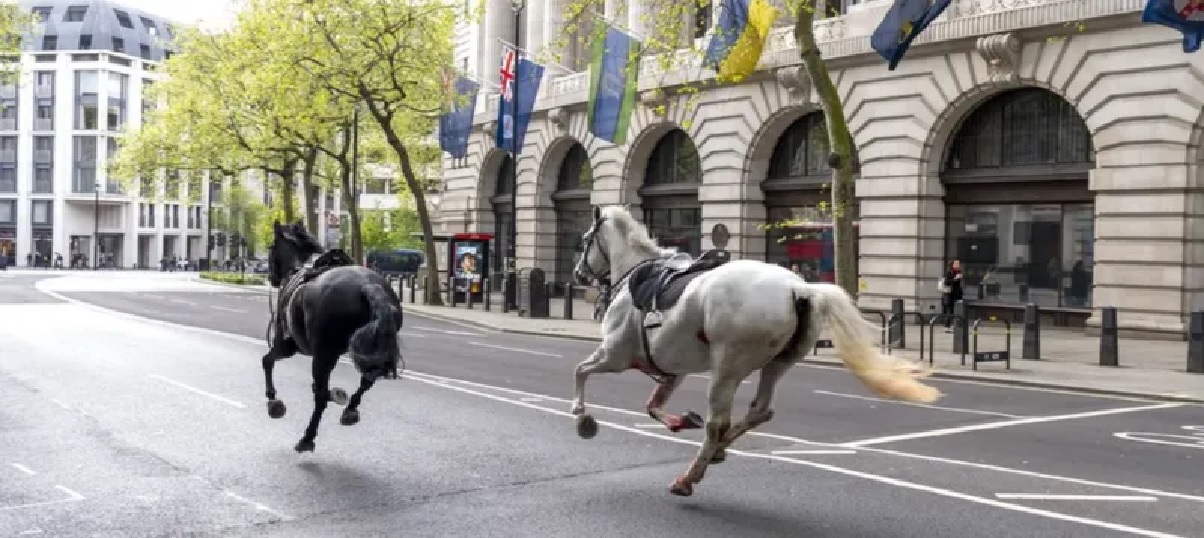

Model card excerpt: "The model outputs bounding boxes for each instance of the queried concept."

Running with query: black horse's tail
[349,283,401,377]
[774,292,812,361]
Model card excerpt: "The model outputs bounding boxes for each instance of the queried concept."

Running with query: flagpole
[495,38,575,74]
[587,10,649,43]
[505,0,525,311]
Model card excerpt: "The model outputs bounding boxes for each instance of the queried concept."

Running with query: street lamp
[205,176,215,270]
[92,181,100,270]
[506,0,524,309]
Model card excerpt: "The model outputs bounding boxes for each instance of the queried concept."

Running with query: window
[170,204,179,228]
[644,130,700,185]
[42,35,57,50]
[765,206,859,283]
[72,136,97,193]
[111,37,124,53]
[139,16,156,33]
[139,44,150,60]
[767,113,831,180]
[945,88,1094,171]
[106,72,127,130]
[78,34,92,49]
[643,207,702,256]
[693,0,713,39]
[35,71,54,93]
[64,6,87,22]
[75,71,99,129]
[0,168,14,193]
[33,136,53,164]
[945,203,1094,308]
[114,9,133,28]
[31,6,52,21]
[32,201,53,225]
[0,199,14,223]
[0,136,16,163]
[36,104,53,127]
[34,166,53,193]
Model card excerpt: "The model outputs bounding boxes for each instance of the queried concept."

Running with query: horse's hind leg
[294,353,338,453]
[339,375,376,426]
[669,361,744,497]
[711,359,793,464]
[570,346,627,439]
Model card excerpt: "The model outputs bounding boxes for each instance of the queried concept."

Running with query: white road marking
[633,423,665,429]
[0,486,85,512]
[814,390,1027,419]
[405,374,1188,538]
[840,402,1186,448]
[9,463,36,476]
[399,331,428,338]
[769,449,858,455]
[995,493,1158,502]
[148,375,246,409]
[224,490,291,520]
[1114,431,1204,450]
[167,298,197,306]
[208,305,246,314]
[469,341,562,358]
[445,330,484,336]
[18,528,43,535]
[45,288,1204,508]
[688,373,749,385]
[520,397,544,402]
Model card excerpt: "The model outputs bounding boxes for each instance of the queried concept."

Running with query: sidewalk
[400,289,1204,403]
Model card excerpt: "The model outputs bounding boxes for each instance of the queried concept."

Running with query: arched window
[767,112,830,180]
[557,144,592,191]
[644,129,701,186]
[945,88,1094,172]
[553,143,593,283]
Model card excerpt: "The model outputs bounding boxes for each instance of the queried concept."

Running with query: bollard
[408,275,417,304]
[890,298,906,349]
[1022,303,1040,360]
[952,300,968,354]
[1188,310,1203,374]
[1099,306,1119,367]
[501,274,510,314]
[447,275,457,307]
[466,284,475,309]
[483,280,492,311]
[563,281,574,320]
[527,269,549,318]
[422,275,431,305]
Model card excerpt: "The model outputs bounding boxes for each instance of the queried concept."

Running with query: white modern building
[438,0,1204,337]
[0,0,344,269]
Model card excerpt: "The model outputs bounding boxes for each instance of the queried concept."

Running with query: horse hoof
[669,477,694,497]
[266,399,287,419]
[294,439,316,453]
[330,388,349,406]
[340,409,360,426]
[576,415,599,439]
[710,449,727,464]
[682,410,705,429]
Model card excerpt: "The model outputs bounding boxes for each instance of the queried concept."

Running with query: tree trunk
[795,4,858,297]
[300,148,320,236]
[339,166,364,262]
[275,160,298,223]
[360,99,444,306]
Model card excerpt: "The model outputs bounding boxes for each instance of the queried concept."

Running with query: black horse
[263,220,404,453]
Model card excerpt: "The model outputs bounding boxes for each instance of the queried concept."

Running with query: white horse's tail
[807,283,943,404]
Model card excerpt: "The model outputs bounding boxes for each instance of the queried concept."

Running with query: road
[1,272,1202,537]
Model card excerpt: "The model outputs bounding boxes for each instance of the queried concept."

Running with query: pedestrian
[940,259,963,332]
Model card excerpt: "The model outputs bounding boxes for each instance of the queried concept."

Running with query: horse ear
[592,206,601,221]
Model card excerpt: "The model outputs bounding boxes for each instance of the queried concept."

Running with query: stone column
[542,0,569,67]
[856,168,946,315]
[524,0,545,59]
[482,0,516,88]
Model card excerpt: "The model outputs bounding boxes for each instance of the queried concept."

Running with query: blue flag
[587,26,640,145]
[496,47,545,154]
[438,74,480,159]
[870,0,952,70]
[1142,0,1204,53]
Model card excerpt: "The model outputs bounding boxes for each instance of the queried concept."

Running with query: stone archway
[640,128,702,255]
[551,142,592,283]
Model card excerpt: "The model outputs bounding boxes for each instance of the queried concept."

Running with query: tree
[0,7,38,84]
[244,0,457,305]
[213,182,267,258]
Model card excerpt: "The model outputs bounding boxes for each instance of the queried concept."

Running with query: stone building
[437,0,1204,336]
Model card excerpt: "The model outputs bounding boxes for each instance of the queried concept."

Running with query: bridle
[264,239,315,345]
[576,216,611,283]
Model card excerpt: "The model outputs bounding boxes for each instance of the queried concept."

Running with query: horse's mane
[599,205,664,255]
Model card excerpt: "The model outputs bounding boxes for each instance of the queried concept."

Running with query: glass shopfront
[945,203,1094,308]
[645,206,701,256]
[766,206,858,283]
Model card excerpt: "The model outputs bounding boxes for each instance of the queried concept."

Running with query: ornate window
[767,112,830,180]
[945,88,1094,171]
[645,129,701,186]
[554,144,593,283]
[557,144,591,192]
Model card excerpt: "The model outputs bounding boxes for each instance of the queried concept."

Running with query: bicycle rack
[971,317,1012,371]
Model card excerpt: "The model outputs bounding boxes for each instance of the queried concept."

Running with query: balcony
[0,118,14,131]
[34,149,52,163]
[34,85,53,99]
[34,118,53,131]
[32,179,53,194]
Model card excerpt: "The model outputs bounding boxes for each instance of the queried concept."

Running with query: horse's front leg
[645,376,703,433]
[261,336,297,419]
[669,362,744,497]
[294,353,338,453]
[339,375,376,426]
[570,346,627,439]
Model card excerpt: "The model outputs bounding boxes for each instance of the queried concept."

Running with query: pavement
[0,271,1202,537]
[382,286,1204,403]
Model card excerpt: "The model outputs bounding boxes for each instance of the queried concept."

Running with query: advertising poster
[454,243,482,294]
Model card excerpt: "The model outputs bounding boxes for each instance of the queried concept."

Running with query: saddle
[627,249,730,329]
[273,249,357,348]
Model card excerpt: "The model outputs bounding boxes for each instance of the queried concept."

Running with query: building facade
[438,0,1204,336]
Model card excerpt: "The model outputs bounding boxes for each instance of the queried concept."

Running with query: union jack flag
[499,48,516,100]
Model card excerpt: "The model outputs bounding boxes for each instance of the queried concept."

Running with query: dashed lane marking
[0,485,85,512]
[9,463,36,476]
[208,305,246,314]
[839,402,1186,448]
[814,390,1028,419]
[469,341,562,358]
[147,374,246,409]
[995,494,1158,502]
[223,490,291,520]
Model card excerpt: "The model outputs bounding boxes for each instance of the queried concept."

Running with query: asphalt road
[1,274,1202,538]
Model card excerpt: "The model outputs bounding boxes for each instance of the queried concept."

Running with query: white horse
[571,205,942,497]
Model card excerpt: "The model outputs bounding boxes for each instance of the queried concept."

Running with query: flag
[496,47,545,154]
[702,0,779,81]
[870,0,953,70]
[1142,0,1204,53]
[587,25,641,145]
[438,71,480,159]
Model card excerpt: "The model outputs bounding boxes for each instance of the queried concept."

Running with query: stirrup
[644,310,664,329]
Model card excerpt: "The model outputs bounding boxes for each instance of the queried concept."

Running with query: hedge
[200,271,266,286]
